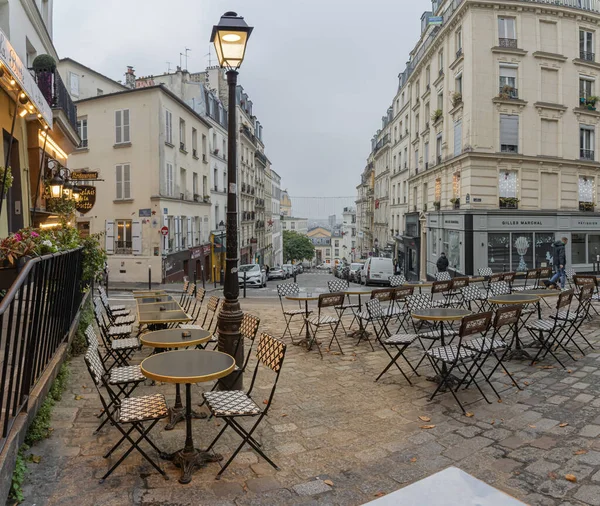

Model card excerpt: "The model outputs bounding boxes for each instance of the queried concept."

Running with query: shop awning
[213,233,226,253]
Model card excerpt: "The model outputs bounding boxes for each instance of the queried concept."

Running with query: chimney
[125,66,136,89]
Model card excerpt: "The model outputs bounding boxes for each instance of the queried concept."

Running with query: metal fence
[0,248,84,452]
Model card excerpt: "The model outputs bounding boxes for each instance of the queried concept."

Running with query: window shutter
[163,215,169,251]
[123,164,131,199]
[115,110,122,143]
[123,109,130,142]
[500,115,518,147]
[187,217,193,247]
[132,220,142,255]
[454,120,462,156]
[175,217,182,250]
[500,66,517,79]
[105,220,115,254]
[116,165,123,199]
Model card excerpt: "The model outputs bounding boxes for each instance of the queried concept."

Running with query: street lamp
[218,220,225,285]
[49,173,64,198]
[211,11,253,391]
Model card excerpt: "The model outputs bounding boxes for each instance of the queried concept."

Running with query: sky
[53,0,426,217]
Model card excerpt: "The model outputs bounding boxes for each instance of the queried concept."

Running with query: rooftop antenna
[184,47,191,70]
[205,45,213,67]
[166,61,172,73]
[179,52,183,70]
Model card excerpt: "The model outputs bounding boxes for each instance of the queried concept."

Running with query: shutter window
[500,114,519,152]
[163,215,169,251]
[166,110,172,144]
[123,164,131,199]
[132,220,142,255]
[187,217,193,247]
[115,110,122,144]
[116,165,123,199]
[454,120,462,156]
[123,109,130,142]
[105,220,115,254]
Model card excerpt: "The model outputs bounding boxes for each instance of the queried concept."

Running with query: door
[540,173,559,209]
[3,132,23,232]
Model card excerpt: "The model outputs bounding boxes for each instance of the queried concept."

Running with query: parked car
[349,263,363,283]
[316,263,331,271]
[268,267,286,280]
[238,264,267,287]
[282,264,294,277]
[360,257,394,286]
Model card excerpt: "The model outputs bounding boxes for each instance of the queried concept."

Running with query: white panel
[105,220,115,254]
[132,220,142,255]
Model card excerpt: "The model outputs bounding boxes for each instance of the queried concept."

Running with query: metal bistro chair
[512,268,540,292]
[389,274,407,287]
[84,347,168,483]
[485,273,504,299]
[366,299,418,384]
[566,268,577,289]
[98,293,135,325]
[93,304,140,368]
[435,271,451,282]
[503,272,517,291]
[574,275,600,317]
[478,267,493,278]
[550,284,595,354]
[327,279,360,332]
[181,295,220,338]
[525,289,575,367]
[181,287,207,325]
[98,286,130,316]
[180,282,196,313]
[426,312,494,414]
[306,293,346,357]
[203,333,286,479]
[431,280,453,308]
[445,277,469,307]
[391,285,415,332]
[460,285,487,312]
[276,283,311,344]
[355,288,395,351]
[179,279,190,306]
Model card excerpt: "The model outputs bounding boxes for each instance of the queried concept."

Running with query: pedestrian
[436,252,449,272]
[544,237,568,289]
[265,265,270,277]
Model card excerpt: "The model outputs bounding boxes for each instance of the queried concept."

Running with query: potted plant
[586,96,599,110]
[0,166,13,195]
[579,201,595,211]
[433,200,441,210]
[432,108,443,123]
[203,195,210,203]
[499,196,519,209]
[423,203,428,212]
[0,230,39,289]
[32,54,57,106]
[450,197,460,209]
[499,85,515,99]
[451,92,463,108]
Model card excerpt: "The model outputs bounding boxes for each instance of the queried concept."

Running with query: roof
[74,84,212,129]
[59,58,128,91]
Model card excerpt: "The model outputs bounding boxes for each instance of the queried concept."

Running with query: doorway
[3,130,23,232]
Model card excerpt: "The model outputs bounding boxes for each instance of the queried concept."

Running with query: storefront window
[431,229,438,256]
[499,170,518,198]
[444,230,461,272]
[579,176,594,203]
[572,233,587,264]
[535,233,555,268]
[589,234,600,264]
[488,233,510,272]
[512,233,533,271]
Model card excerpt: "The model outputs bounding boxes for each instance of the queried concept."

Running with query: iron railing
[580,149,595,160]
[580,50,595,61]
[0,248,84,452]
[499,38,518,48]
[499,86,519,99]
[31,69,78,132]
[501,144,519,153]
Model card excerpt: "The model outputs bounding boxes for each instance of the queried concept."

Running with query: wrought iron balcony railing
[580,149,595,161]
[580,50,595,61]
[32,69,78,132]
[498,38,518,48]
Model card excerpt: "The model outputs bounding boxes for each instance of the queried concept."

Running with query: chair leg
[328,321,344,354]
[375,344,414,384]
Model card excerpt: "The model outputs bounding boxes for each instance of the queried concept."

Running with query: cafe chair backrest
[493,305,522,329]
[371,288,394,303]
[432,280,452,294]
[459,312,493,339]
[451,277,469,290]
[318,292,345,309]
[557,289,574,310]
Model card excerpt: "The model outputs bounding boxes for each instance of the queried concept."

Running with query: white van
[360,257,394,286]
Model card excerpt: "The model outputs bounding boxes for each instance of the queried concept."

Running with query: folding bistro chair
[566,268,576,289]
[389,274,407,287]
[478,267,493,278]
[503,272,517,291]
[179,280,190,305]
[431,280,453,308]
[537,267,552,288]
[426,312,494,414]
[512,269,540,292]
[445,277,469,306]
[485,273,504,298]
[435,271,451,282]
[327,279,359,332]
[306,293,346,356]
[182,287,207,325]
[84,347,168,482]
[461,285,486,312]
[180,282,196,313]
[97,293,135,324]
[181,295,220,335]
[203,333,286,479]
[93,304,140,368]
[525,290,575,367]
[550,284,595,354]
[98,286,130,315]
[276,283,310,344]
[574,275,599,317]
[366,299,418,384]
[391,285,414,332]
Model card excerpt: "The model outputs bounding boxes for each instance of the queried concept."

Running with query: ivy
[9,445,28,502]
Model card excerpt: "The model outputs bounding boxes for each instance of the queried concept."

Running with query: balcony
[32,68,78,132]
[580,201,595,211]
[580,50,595,62]
[241,124,256,144]
[456,47,463,59]
[581,149,595,161]
[115,241,133,254]
[450,197,460,210]
[498,86,519,99]
[499,197,519,209]
[498,38,518,48]
[501,144,518,153]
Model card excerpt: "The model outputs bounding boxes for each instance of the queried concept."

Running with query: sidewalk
[105,281,224,293]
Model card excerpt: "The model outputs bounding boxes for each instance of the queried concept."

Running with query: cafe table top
[136,301,182,311]
[138,309,191,324]
[132,290,167,298]
[344,288,374,295]
[404,281,433,287]
[519,289,562,298]
[141,328,212,349]
[286,293,320,301]
[411,308,471,321]
[488,294,540,305]
[141,349,235,384]
[136,295,175,304]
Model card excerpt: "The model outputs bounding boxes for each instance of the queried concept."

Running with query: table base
[165,406,206,431]
[160,448,222,484]
[505,348,535,361]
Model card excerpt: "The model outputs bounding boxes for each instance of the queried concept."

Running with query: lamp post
[211,11,253,390]
[218,220,225,285]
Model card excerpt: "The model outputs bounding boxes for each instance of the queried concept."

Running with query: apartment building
[341,207,357,262]
[364,0,600,279]
[0,0,80,236]
[64,73,212,283]
[281,216,308,235]
[372,116,393,257]
[307,226,332,265]
[355,161,374,258]
[269,169,283,266]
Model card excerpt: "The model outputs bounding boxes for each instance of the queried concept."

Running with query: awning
[213,233,226,253]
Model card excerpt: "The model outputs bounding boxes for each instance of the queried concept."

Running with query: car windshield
[239,264,259,273]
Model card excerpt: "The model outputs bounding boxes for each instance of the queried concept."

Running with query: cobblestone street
[19,295,600,506]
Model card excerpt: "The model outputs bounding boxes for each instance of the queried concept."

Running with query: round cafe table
[412,308,471,386]
[142,329,212,430]
[141,350,235,484]
[285,293,320,347]
[405,281,433,294]
[488,294,540,360]
[344,288,373,339]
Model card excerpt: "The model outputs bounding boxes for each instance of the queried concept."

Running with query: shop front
[190,244,211,284]
[240,246,251,265]
[426,211,600,276]
[402,212,421,280]
[163,249,190,283]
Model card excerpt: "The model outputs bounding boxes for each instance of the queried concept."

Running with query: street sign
[71,170,100,181]
[428,16,443,25]
[160,226,169,236]
[75,187,96,214]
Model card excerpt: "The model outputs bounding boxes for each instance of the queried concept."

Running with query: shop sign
[572,218,600,229]
[0,28,52,125]
[203,244,211,255]
[190,247,203,259]
[488,215,557,230]
[75,187,96,214]
[70,170,99,181]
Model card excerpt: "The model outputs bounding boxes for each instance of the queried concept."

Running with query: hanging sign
[160,226,169,236]
[71,170,100,181]
[75,187,96,214]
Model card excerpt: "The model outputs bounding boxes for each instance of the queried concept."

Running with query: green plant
[9,445,28,502]
[81,233,107,284]
[70,299,93,356]
[32,54,56,72]
[431,109,443,122]
[45,194,76,217]
[434,200,441,210]
[451,92,462,107]
[0,166,13,195]
[587,96,599,106]
[499,85,515,99]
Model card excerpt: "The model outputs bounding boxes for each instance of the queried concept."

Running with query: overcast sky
[54,0,425,216]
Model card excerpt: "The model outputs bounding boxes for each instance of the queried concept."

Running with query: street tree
[283,230,315,263]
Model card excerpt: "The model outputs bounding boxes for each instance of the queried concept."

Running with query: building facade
[0,0,79,236]
[341,206,357,262]
[281,216,308,235]
[280,189,292,217]
[355,161,374,258]
[307,226,332,265]
[270,169,283,266]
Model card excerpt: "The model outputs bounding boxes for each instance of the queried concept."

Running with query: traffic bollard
[294,270,297,283]
[148,265,151,290]
[193,270,197,296]
[213,266,216,288]
[200,264,206,289]
[244,272,247,298]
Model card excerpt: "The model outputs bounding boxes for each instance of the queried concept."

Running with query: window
[435,178,442,202]
[415,80,420,100]
[500,114,519,152]
[588,234,600,263]
[192,128,198,156]
[426,66,431,86]
[115,109,130,144]
[580,125,595,160]
[572,233,586,265]
[580,77,594,100]
[203,175,208,196]
[223,171,227,192]
[452,172,461,198]
[179,119,186,151]
[415,114,419,135]
[580,30,595,61]
[444,230,461,272]
[456,29,463,57]
[180,168,186,197]
[453,119,462,156]
[77,118,88,148]
[165,110,173,144]
[335,249,340,257]
[69,72,79,97]
[455,74,463,95]
[166,163,174,196]
[499,65,518,98]
[326,249,331,257]
[437,90,443,111]
[499,170,518,198]
[115,164,131,200]
[291,222,296,230]
[579,175,595,205]
[97,88,103,96]
[438,49,444,75]
[213,167,218,191]
[436,134,442,164]
[431,228,438,256]
[424,142,429,168]
[202,134,207,160]
[535,233,555,268]
[335,240,339,247]
[115,220,132,254]
[498,17,516,46]
[414,149,419,171]
[193,172,198,196]
[487,233,510,272]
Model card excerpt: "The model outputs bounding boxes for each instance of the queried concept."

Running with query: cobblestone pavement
[19,296,600,506]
